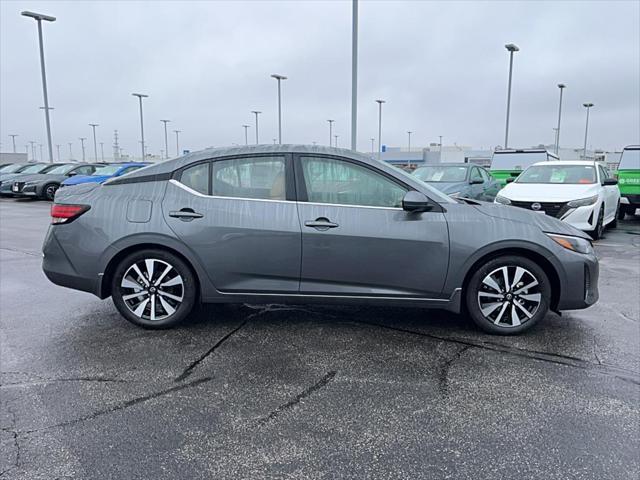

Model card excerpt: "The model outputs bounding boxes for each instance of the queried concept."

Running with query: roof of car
[416,163,474,167]
[531,160,604,166]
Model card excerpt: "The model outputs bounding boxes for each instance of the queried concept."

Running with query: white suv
[495,160,620,239]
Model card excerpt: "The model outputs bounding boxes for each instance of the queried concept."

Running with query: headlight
[567,195,598,208]
[495,195,511,205]
[448,191,462,198]
[546,233,594,254]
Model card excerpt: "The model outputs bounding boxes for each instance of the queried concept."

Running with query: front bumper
[556,249,599,310]
[558,203,600,232]
[620,194,640,207]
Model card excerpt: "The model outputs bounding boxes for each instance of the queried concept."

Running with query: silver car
[42,145,599,334]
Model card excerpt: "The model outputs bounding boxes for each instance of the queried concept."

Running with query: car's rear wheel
[609,202,619,228]
[111,249,196,328]
[465,255,551,335]
[43,183,59,201]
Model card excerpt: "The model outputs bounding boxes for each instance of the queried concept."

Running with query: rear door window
[180,163,210,195]
[211,156,286,200]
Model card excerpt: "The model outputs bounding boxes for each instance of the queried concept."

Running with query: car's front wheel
[111,249,197,328]
[588,205,605,240]
[43,183,59,201]
[465,255,551,335]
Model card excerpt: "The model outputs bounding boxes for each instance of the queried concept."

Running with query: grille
[510,200,569,218]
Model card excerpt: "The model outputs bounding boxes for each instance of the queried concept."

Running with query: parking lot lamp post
[132,93,148,160]
[327,120,335,146]
[407,131,412,167]
[503,43,519,149]
[25,145,29,158]
[160,120,170,159]
[251,111,261,144]
[56,144,61,161]
[89,124,99,161]
[582,103,594,160]
[439,135,443,152]
[555,84,566,154]
[79,137,86,161]
[351,0,358,151]
[9,134,18,153]
[99,142,104,161]
[371,137,375,154]
[21,11,56,163]
[334,135,339,147]
[270,74,287,144]
[67,142,73,160]
[173,130,180,156]
[375,99,385,160]
[242,125,250,145]
[29,141,36,160]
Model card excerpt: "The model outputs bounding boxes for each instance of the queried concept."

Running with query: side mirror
[603,178,618,186]
[505,177,515,184]
[470,178,484,185]
[67,172,77,177]
[402,191,433,212]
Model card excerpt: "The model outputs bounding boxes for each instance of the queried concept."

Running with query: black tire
[43,183,59,201]
[617,205,627,220]
[609,203,619,228]
[588,205,605,240]
[465,255,551,335]
[111,249,197,328]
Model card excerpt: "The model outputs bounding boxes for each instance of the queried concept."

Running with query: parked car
[616,145,639,218]
[412,163,501,201]
[0,162,41,178]
[11,163,97,200]
[43,145,599,335]
[490,149,558,187]
[60,162,150,188]
[495,160,620,239]
[0,163,64,196]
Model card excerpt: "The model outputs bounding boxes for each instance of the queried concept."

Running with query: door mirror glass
[505,177,515,184]
[402,191,433,212]
[470,178,484,185]
[603,178,618,186]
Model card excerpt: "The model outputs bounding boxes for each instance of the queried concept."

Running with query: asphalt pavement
[1,197,638,480]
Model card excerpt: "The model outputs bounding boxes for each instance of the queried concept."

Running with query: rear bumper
[42,227,100,296]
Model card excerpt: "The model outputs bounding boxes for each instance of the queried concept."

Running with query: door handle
[304,217,339,231]
[169,208,203,221]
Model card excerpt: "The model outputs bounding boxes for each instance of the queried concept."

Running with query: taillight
[50,204,90,224]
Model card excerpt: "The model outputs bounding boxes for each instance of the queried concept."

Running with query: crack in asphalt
[22,377,213,434]
[0,407,20,478]
[257,371,337,425]
[174,321,247,382]
[0,372,127,388]
[354,320,640,386]
[438,345,473,397]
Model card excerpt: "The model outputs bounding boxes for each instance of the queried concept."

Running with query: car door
[479,167,500,200]
[162,154,302,292]
[468,167,485,200]
[295,154,449,297]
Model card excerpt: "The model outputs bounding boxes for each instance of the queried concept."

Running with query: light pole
[334,135,339,147]
[439,135,443,152]
[132,93,148,160]
[55,144,60,161]
[351,0,358,151]
[370,137,375,154]
[271,74,287,144]
[375,99,385,160]
[503,43,519,149]
[68,142,73,160]
[79,137,86,161]
[160,119,170,159]
[89,123,99,161]
[9,135,18,153]
[407,131,412,167]
[29,141,36,161]
[242,125,250,145]
[22,11,56,163]
[582,102,594,160]
[173,130,181,156]
[39,144,43,161]
[251,111,261,144]
[327,119,335,146]
[99,142,104,161]
[554,83,566,154]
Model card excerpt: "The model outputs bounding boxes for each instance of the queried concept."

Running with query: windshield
[413,166,468,182]
[46,164,77,175]
[618,149,640,170]
[92,165,120,176]
[491,152,549,171]
[0,164,28,173]
[517,164,597,184]
[18,164,47,174]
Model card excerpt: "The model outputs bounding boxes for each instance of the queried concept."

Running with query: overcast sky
[1,0,639,159]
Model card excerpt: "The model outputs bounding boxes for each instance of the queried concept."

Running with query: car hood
[62,175,108,186]
[17,174,67,184]
[0,173,28,182]
[471,201,591,239]
[499,183,599,201]
[424,181,468,194]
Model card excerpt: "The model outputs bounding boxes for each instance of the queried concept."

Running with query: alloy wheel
[45,184,58,200]
[477,266,542,328]
[120,258,184,321]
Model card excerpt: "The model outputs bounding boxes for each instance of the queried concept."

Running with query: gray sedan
[412,163,501,201]
[42,145,599,334]
[11,163,96,200]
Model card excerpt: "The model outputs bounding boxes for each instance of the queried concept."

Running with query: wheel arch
[460,246,562,311]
